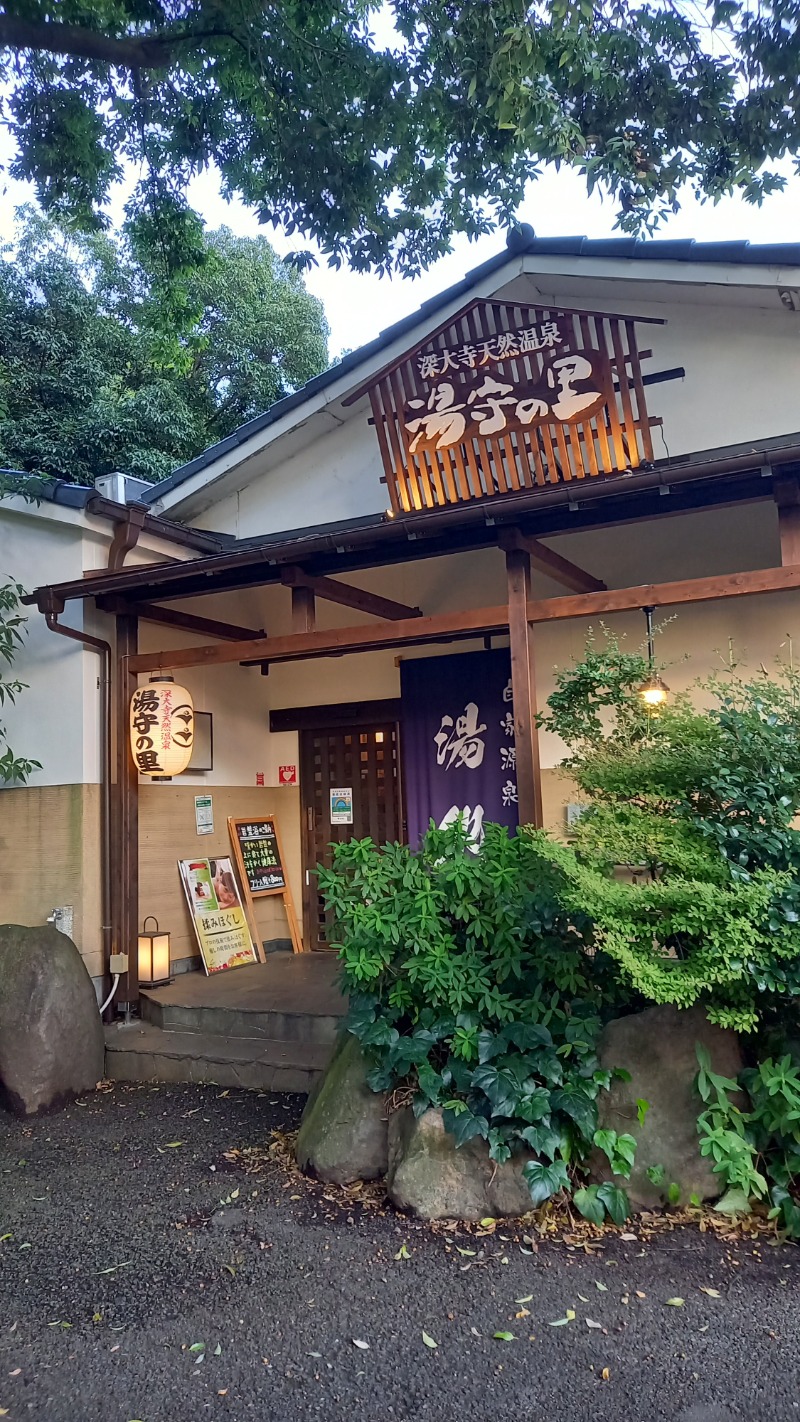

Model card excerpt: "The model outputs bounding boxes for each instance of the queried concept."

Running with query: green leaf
[422,1331,438,1348]
[713,1186,751,1216]
[522,1158,569,1207]
[573,1185,606,1225]
[636,1098,651,1127]
[493,1331,515,1341]
[596,1181,630,1226]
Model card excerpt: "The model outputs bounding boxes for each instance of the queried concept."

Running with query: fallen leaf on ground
[422,1331,438,1349]
[635,1291,646,1299]
[96,1262,131,1275]
[514,1295,534,1304]
[602,1367,611,1381]
[493,1331,515,1341]
[620,1233,638,1242]
[586,1319,603,1330]
[395,1244,411,1261]
[515,1309,530,1320]
[352,1339,369,1350]
[699,1287,721,1298]
[456,1247,476,1257]
[666,1298,685,1307]
[595,1281,608,1292]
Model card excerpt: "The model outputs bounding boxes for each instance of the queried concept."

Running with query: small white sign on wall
[195,794,214,836]
[330,788,353,825]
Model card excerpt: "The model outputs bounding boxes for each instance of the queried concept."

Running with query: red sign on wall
[255,772,265,787]
[278,764,298,786]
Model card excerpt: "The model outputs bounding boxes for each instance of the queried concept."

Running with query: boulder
[296,1033,388,1184]
[0,923,105,1116]
[591,1004,744,1209]
[387,1106,535,1221]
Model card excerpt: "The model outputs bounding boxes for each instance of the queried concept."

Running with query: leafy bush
[696,1046,800,1237]
[537,637,800,1031]
[319,819,634,1218]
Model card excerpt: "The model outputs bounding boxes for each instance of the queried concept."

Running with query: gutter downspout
[40,597,114,1015]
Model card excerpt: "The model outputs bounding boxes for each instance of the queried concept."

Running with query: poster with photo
[178,857,257,975]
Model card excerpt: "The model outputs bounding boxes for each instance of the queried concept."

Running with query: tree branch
[0,14,229,70]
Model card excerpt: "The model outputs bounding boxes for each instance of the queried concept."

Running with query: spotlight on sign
[130,675,194,778]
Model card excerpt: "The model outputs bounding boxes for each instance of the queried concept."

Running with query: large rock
[0,923,104,1116]
[387,1106,535,1221]
[591,1004,744,1209]
[296,1033,388,1184]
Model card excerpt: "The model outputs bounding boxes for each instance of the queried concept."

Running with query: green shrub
[319,819,633,1219]
[696,1046,800,1236]
[536,638,800,1032]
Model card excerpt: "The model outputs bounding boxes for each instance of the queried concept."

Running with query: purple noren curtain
[400,649,519,850]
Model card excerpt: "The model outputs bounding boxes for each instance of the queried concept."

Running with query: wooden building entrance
[299,719,402,949]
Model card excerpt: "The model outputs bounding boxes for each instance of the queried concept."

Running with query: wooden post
[115,613,140,1006]
[505,548,543,829]
[774,476,800,567]
[291,584,316,633]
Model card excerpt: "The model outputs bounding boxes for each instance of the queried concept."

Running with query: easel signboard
[178,858,258,975]
[228,816,304,954]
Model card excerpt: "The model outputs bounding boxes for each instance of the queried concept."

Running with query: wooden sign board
[344,296,662,515]
[228,816,304,954]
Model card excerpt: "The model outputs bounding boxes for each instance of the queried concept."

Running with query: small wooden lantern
[138,916,171,987]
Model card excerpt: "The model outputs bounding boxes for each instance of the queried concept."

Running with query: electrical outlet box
[109,953,129,974]
[565,803,587,835]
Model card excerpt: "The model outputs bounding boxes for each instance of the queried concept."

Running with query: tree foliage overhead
[0,207,329,484]
[0,0,795,279]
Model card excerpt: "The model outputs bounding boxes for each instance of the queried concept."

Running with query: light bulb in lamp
[138,916,171,987]
[637,673,670,709]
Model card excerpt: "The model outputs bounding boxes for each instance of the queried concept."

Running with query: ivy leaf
[522,1158,569,1207]
[573,1185,605,1225]
[596,1181,630,1226]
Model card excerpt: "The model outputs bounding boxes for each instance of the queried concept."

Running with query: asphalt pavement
[0,1082,797,1422]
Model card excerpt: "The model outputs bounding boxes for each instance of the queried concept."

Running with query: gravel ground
[0,1082,798,1422]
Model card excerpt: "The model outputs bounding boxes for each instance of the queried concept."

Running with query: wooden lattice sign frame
[345,298,663,514]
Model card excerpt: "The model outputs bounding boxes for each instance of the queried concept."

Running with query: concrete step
[104,1022,332,1093]
[139,960,347,1047]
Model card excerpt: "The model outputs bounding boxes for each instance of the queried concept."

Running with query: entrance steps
[104,956,346,1093]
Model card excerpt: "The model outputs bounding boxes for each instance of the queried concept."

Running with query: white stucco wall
[175,256,800,539]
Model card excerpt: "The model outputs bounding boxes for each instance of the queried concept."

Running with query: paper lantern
[138,916,171,987]
[130,675,194,777]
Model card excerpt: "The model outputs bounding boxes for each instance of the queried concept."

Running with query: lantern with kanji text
[130,675,194,778]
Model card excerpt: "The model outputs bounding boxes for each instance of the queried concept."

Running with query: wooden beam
[129,603,510,674]
[500,528,606,593]
[103,600,266,643]
[281,566,422,620]
[114,613,139,1006]
[291,583,316,633]
[270,698,403,733]
[523,564,800,624]
[506,549,543,828]
[774,476,800,568]
[127,562,800,676]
